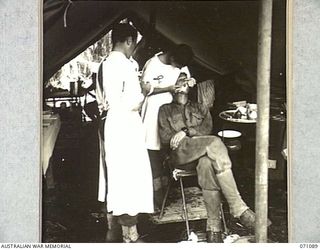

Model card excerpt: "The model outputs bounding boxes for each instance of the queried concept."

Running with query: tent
[43,0,286,242]
[43,0,286,101]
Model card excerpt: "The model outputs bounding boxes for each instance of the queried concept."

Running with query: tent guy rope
[64,0,73,28]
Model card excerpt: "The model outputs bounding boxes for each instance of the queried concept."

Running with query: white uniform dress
[98,51,154,216]
[141,52,190,150]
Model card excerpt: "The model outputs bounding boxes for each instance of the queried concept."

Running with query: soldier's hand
[170,131,187,150]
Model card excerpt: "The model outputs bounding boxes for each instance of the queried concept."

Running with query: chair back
[197,79,215,109]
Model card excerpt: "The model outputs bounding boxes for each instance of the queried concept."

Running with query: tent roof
[43,0,286,83]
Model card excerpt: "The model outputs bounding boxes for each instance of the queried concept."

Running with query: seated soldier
[158,76,271,243]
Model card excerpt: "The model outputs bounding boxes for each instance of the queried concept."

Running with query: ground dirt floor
[42,120,287,243]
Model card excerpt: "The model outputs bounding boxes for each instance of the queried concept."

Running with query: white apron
[105,108,153,216]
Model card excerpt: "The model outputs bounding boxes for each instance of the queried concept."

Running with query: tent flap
[43,0,285,86]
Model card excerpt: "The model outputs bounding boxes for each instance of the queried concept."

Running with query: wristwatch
[181,127,190,136]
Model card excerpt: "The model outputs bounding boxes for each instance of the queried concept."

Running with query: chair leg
[159,179,172,219]
[220,203,229,235]
[179,177,190,238]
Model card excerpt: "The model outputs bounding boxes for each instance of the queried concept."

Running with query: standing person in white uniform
[140,44,196,209]
[97,23,154,243]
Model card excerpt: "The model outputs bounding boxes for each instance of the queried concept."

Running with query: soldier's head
[173,73,190,105]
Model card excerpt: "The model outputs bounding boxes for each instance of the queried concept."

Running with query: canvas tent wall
[43,0,286,100]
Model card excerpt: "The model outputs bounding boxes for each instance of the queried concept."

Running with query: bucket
[218,130,242,178]
[218,130,241,139]
[218,130,242,151]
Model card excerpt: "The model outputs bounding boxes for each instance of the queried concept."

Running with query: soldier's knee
[196,157,212,173]
[213,136,228,149]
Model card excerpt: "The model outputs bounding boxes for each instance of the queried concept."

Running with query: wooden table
[43,112,61,176]
[45,90,83,108]
[219,110,257,124]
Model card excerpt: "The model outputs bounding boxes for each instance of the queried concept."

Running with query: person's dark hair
[111,23,138,45]
[170,44,194,67]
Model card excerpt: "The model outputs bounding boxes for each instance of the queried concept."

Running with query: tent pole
[255,0,273,243]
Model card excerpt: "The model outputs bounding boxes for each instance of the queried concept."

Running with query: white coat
[141,53,190,150]
[97,51,154,216]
